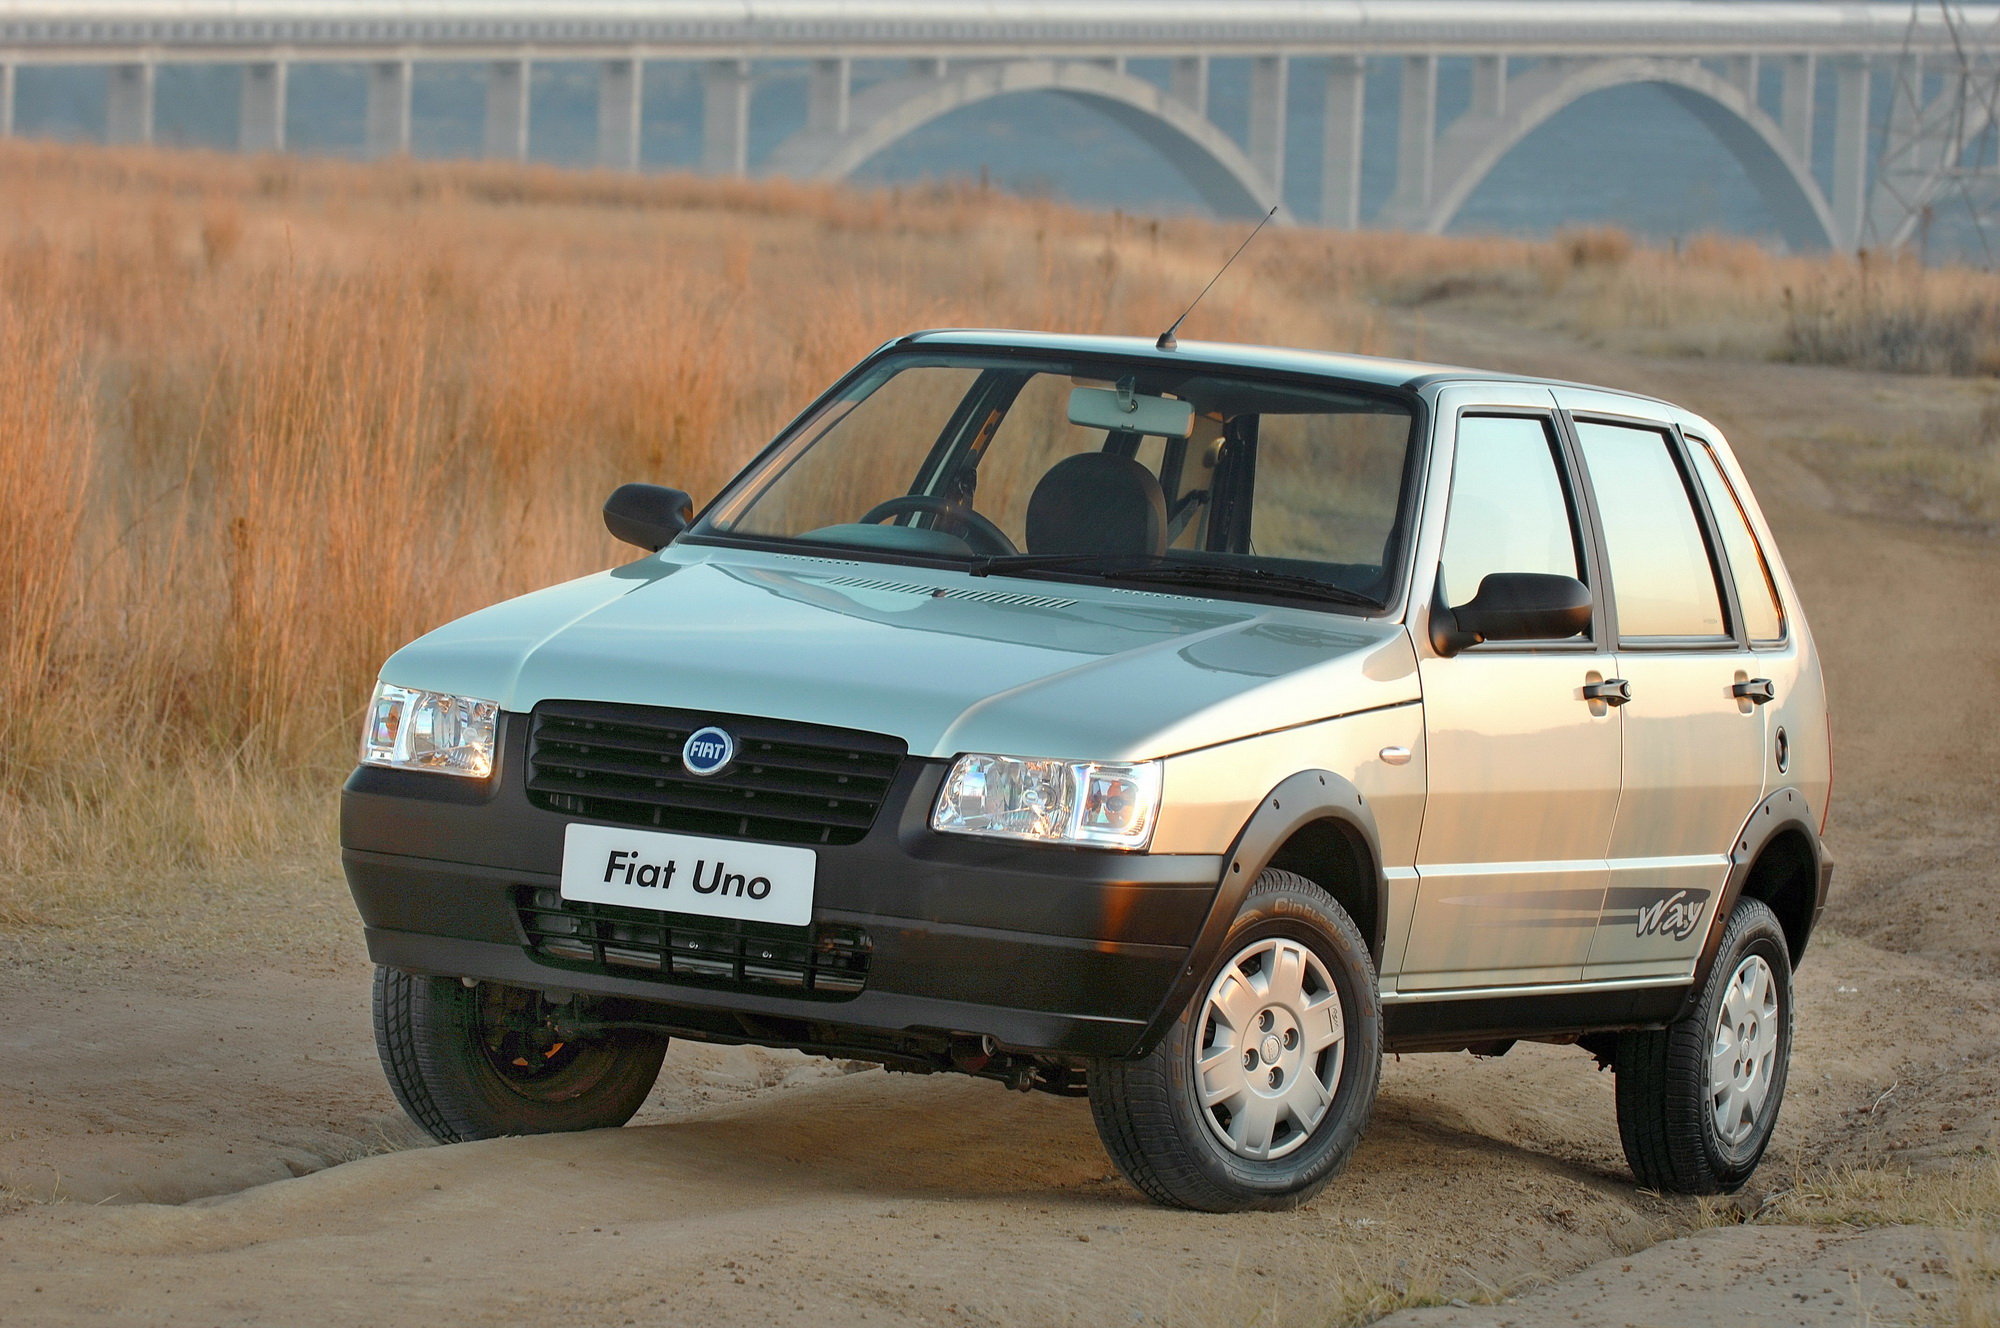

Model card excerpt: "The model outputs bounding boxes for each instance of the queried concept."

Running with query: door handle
[1732,678,1776,705]
[1583,679,1632,706]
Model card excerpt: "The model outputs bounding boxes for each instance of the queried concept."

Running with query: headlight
[930,754,1162,850]
[360,683,499,778]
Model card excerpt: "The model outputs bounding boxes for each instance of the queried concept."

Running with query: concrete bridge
[0,2,1982,252]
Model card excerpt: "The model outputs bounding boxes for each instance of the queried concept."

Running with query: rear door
[1682,426,1813,812]
[1404,390,1622,992]
[1557,393,1768,982]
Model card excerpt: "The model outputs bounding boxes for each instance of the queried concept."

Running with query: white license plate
[560,823,817,928]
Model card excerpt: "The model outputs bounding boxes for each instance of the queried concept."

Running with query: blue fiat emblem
[681,726,735,777]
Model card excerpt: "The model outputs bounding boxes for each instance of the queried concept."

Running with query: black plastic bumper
[341,717,1223,1059]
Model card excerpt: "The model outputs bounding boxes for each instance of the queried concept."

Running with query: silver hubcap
[1194,937,1345,1161]
[1709,953,1781,1147]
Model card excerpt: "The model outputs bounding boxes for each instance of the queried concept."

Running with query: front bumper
[342,717,1223,1059]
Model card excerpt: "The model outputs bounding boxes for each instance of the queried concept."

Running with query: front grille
[526,700,906,846]
[518,887,871,998]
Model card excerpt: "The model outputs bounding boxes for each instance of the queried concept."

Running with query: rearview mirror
[603,483,694,551]
[1429,572,1591,657]
[1068,385,1194,439]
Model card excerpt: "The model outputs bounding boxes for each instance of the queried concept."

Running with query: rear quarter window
[1686,435,1786,644]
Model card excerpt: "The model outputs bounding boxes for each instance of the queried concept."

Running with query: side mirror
[1429,571,1592,657]
[603,483,694,552]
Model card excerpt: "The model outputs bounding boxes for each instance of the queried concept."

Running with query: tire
[1613,897,1794,1194]
[1087,868,1382,1212]
[372,967,668,1144]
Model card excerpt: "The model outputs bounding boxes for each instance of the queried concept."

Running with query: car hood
[380,546,1419,761]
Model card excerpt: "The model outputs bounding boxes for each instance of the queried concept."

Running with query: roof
[901,328,1523,392]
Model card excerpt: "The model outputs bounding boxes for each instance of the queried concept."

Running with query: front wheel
[1087,869,1382,1212]
[1613,897,1794,1194]
[373,967,668,1144]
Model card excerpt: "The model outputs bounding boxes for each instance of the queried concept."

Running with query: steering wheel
[857,495,1018,557]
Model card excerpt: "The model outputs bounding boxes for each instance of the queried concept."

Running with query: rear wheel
[372,967,668,1143]
[1613,898,1793,1193]
[1087,869,1381,1212]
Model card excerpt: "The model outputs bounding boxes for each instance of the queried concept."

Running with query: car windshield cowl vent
[810,574,1078,610]
[526,699,906,847]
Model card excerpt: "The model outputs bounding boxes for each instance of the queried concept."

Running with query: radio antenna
[1155,205,1279,352]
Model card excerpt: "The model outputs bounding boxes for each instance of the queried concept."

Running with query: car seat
[1024,452,1169,557]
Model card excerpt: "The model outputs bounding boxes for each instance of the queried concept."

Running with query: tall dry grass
[1382,223,2000,375]
[0,142,1388,918]
[7,139,2000,921]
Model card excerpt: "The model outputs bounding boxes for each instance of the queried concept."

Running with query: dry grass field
[4,140,2000,924]
[2,141,1999,1326]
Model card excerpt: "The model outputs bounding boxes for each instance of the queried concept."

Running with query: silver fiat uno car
[344,331,1831,1212]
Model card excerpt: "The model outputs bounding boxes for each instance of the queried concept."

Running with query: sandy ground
[1378,1224,1968,1327]
[2,310,1998,1325]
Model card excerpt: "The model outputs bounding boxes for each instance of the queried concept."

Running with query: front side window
[1574,421,1728,640]
[1686,437,1785,644]
[702,352,1419,611]
[1437,414,1584,613]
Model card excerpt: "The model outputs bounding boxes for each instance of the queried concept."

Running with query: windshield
[696,351,1420,610]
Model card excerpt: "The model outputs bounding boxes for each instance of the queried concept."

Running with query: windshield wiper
[968,553,1381,607]
[1104,563,1382,607]
[967,552,1156,578]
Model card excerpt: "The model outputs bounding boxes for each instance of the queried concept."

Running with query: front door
[1565,410,1768,981]
[1406,408,1622,992]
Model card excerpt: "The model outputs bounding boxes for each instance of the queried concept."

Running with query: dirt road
[3,310,1997,1325]
[3,934,1993,1326]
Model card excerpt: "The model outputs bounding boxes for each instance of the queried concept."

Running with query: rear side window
[1686,437,1785,644]
[1438,415,1584,610]
[1574,421,1728,640]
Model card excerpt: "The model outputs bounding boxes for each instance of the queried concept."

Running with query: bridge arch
[764,60,1292,223]
[1409,57,1838,252]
